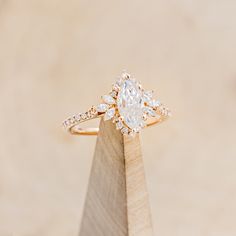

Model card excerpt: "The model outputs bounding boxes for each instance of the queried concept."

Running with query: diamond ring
[63,72,171,136]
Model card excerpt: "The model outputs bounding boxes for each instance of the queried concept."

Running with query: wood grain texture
[79,119,153,236]
[79,119,127,236]
[125,135,153,236]
[1,1,236,235]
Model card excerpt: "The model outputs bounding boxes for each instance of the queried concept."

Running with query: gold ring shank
[68,114,167,136]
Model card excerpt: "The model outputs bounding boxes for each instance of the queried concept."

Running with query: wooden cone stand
[79,119,153,236]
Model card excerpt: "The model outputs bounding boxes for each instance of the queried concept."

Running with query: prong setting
[95,72,169,136]
[63,72,170,136]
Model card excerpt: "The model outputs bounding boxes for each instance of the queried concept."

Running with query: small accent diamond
[129,130,136,137]
[143,90,153,102]
[121,127,129,135]
[90,106,97,115]
[149,100,161,108]
[112,83,120,92]
[97,104,109,112]
[104,108,115,121]
[143,107,157,117]
[63,120,70,127]
[69,117,76,124]
[81,113,87,120]
[102,95,116,105]
[133,127,141,133]
[121,72,130,79]
[116,77,123,86]
[110,91,117,98]
[116,119,123,130]
[75,114,81,121]
[140,120,146,128]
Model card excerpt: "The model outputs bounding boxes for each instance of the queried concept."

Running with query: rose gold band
[63,106,169,136]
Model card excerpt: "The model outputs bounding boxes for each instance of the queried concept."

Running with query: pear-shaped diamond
[117,79,144,130]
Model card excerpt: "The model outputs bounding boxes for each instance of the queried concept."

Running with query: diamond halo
[96,72,170,136]
[63,71,171,136]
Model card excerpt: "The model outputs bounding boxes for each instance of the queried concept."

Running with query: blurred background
[0,0,236,235]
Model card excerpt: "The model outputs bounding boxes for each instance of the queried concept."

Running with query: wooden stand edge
[79,119,153,236]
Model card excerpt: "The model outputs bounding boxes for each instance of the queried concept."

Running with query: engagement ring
[63,72,171,136]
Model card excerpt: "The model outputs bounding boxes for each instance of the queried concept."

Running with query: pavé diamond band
[63,72,171,136]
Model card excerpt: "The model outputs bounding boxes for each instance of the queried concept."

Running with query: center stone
[117,79,144,130]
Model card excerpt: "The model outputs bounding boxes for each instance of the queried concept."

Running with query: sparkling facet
[112,83,120,92]
[129,130,136,137]
[97,104,109,112]
[121,127,129,135]
[104,108,115,121]
[110,91,117,98]
[102,95,116,105]
[149,99,161,108]
[75,114,81,121]
[81,113,87,119]
[116,119,123,130]
[143,90,153,103]
[143,106,157,117]
[116,78,123,86]
[121,72,130,80]
[117,79,144,129]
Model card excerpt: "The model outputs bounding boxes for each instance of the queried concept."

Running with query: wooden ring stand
[79,119,153,236]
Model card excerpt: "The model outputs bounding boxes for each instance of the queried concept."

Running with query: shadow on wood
[79,119,153,236]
